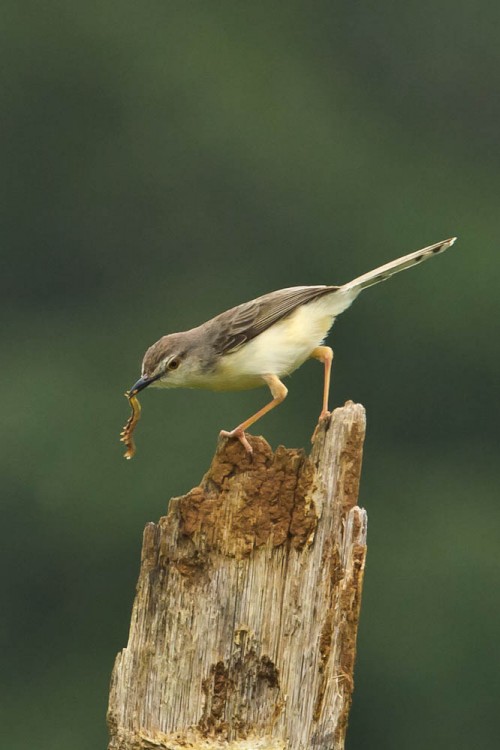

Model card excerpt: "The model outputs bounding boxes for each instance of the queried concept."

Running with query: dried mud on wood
[108,401,367,750]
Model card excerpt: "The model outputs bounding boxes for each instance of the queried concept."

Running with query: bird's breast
[217,300,339,384]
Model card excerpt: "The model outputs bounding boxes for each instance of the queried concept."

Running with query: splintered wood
[108,402,368,750]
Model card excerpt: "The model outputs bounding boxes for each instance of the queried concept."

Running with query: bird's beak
[128,375,158,396]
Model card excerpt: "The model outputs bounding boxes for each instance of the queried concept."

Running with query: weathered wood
[108,401,367,750]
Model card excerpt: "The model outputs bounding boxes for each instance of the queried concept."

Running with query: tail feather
[340,237,457,294]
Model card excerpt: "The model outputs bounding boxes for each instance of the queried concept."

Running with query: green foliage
[2,2,499,748]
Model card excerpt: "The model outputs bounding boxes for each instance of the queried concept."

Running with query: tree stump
[108,401,367,750]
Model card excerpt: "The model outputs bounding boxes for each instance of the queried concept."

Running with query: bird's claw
[311,410,331,443]
[219,427,254,454]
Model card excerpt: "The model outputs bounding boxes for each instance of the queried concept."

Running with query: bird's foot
[219,427,253,454]
[311,410,331,443]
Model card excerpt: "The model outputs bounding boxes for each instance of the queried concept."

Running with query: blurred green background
[2,1,499,748]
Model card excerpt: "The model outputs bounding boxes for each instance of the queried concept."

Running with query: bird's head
[128,333,194,395]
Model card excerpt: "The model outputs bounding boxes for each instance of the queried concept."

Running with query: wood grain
[108,401,367,750]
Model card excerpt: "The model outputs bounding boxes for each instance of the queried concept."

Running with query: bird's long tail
[339,237,457,294]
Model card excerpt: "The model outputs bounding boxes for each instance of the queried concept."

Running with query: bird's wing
[211,285,338,355]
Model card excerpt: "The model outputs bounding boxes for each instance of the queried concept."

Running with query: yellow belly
[213,303,336,389]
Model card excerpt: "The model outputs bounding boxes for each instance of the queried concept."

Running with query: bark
[108,401,367,750]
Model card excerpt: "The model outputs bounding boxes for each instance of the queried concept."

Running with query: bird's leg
[310,346,334,439]
[219,374,288,454]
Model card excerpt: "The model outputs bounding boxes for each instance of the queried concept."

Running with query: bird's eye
[168,358,179,370]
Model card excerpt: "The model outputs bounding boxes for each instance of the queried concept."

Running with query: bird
[127,237,456,453]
